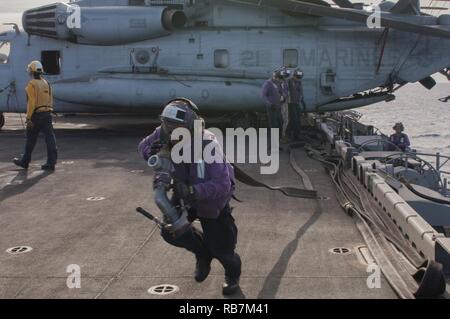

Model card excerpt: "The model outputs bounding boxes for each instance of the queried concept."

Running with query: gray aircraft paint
[0,0,449,116]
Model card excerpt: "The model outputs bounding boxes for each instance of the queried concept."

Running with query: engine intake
[23,3,187,45]
[162,9,187,31]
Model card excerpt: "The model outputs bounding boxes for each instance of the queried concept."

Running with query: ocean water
[359,83,450,156]
[1,1,449,160]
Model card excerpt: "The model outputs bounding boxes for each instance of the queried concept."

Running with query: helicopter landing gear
[0,113,5,130]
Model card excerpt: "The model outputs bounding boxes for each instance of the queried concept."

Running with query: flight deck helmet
[160,98,201,136]
[280,68,290,79]
[27,60,44,74]
[293,69,304,79]
[272,70,282,80]
[393,122,404,132]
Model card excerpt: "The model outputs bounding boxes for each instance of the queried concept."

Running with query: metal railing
[378,151,450,197]
[413,152,450,195]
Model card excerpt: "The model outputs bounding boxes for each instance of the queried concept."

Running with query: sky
[0,0,58,29]
[0,0,57,13]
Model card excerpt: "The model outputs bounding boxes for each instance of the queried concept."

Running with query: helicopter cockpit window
[214,49,229,69]
[41,50,61,75]
[283,49,298,68]
[0,41,10,64]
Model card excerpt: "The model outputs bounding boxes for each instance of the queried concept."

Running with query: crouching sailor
[138,98,241,295]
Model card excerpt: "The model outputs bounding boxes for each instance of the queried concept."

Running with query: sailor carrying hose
[138,98,242,295]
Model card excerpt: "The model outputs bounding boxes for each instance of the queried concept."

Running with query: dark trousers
[161,203,242,279]
[265,104,282,130]
[21,112,57,166]
[286,103,302,140]
[266,104,282,145]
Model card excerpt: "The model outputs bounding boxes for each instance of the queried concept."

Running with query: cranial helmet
[280,68,291,78]
[27,60,44,74]
[272,70,282,79]
[393,122,404,132]
[293,69,304,79]
[160,98,201,136]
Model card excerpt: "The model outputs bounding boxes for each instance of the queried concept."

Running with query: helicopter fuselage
[0,0,449,117]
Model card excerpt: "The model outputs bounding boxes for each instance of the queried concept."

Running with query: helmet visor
[294,70,303,78]
[160,103,190,138]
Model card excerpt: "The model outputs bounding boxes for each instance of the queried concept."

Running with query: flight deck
[0,113,399,298]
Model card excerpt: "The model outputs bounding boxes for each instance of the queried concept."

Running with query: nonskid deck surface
[0,114,396,298]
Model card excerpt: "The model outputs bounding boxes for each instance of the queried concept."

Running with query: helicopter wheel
[0,113,5,130]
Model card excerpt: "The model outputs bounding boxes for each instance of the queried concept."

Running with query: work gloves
[174,181,196,203]
[149,141,163,157]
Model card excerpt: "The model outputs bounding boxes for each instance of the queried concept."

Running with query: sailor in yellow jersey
[13,61,57,171]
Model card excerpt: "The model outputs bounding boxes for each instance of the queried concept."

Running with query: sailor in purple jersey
[279,68,290,142]
[138,98,241,295]
[389,122,411,152]
[287,69,305,140]
[261,70,283,130]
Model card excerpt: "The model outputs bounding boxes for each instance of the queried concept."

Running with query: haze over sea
[1,0,449,159]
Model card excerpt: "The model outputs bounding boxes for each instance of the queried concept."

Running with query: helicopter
[0,0,450,129]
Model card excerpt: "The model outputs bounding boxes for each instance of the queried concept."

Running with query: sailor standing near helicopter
[13,60,57,171]
[279,68,290,143]
[261,70,283,134]
[287,69,306,141]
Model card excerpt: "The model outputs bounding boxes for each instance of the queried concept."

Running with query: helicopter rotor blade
[390,0,420,14]
[226,0,450,39]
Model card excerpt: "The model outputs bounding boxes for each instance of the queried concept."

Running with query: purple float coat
[138,127,235,219]
[261,79,282,107]
[389,133,411,151]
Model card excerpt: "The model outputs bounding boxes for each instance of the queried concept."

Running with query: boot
[194,256,212,282]
[13,158,28,169]
[41,164,55,171]
[222,276,240,295]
